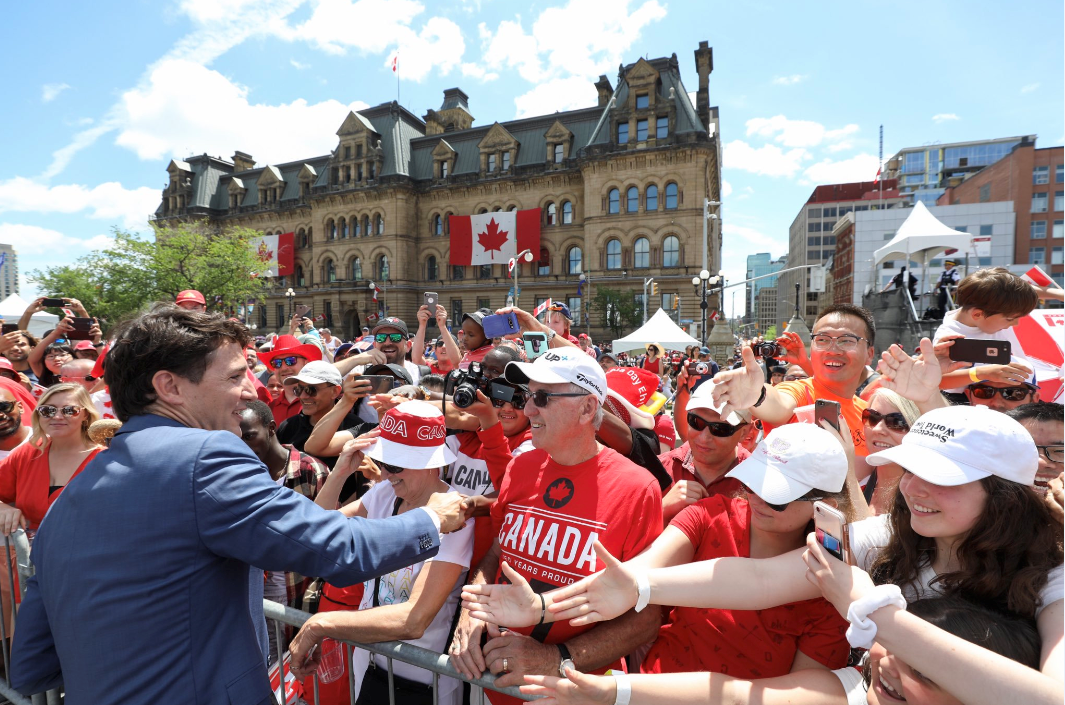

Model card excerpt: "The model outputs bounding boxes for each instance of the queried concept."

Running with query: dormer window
[441,161,449,178]
[488,154,497,172]
[502,152,511,170]
[636,93,649,109]
[343,145,352,160]
[356,144,363,158]
[554,144,564,163]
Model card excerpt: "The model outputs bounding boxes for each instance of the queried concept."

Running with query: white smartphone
[813,501,851,564]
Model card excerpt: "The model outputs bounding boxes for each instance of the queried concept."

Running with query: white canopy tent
[874,201,973,306]
[611,308,701,352]
[0,294,58,338]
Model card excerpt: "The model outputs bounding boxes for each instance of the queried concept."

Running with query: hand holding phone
[294,304,311,318]
[815,399,841,434]
[481,312,520,339]
[947,338,1011,365]
[813,501,851,564]
[65,317,95,341]
[523,332,548,358]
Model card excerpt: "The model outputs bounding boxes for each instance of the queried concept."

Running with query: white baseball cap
[366,400,456,469]
[866,405,1037,487]
[687,381,751,427]
[725,423,848,504]
[504,347,607,403]
[283,360,343,387]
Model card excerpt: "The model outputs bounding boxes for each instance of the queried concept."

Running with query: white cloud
[723,140,810,178]
[932,113,959,123]
[0,223,116,257]
[721,180,733,198]
[460,62,498,82]
[514,77,596,118]
[289,59,309,70]
[113,59,369,165]
[0,177,159,230]
[41,83,71,103]
[745,115,859,149]
[1020,83,1039,94]
[771,74,807,86]
[802,153,880,184]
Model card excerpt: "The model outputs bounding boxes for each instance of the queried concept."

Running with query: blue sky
[2,0,1062,315]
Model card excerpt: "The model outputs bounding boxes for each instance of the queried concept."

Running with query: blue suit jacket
[11,414,440,704]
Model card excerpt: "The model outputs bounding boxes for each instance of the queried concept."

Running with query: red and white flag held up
[250,232,294,277]
[371,286,380,303]
[449,209,540,266]
[533,298,552,318]
[710,309,721,321]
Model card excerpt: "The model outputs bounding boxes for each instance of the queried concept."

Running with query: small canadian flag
[449,210,541,266]
[371,286,381,303]
[1022,265,1054,288]
[391,54,397,73]
[533,298,552,318]
[710,309,721,321]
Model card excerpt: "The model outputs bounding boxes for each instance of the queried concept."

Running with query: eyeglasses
[377,461,405,474]
[1036,445,1065,464]
[292,384,330,397]
[45,351,73,359]
[36,404,84,419]
[861,408,910,433]
[686,412,745,437]
[375,333,405,344]
[810,334,868,352]
[0,401,17,415]
[270,355,305,369]
[783,374,808,381]
[522,389,589,408]
[967,384,1033,402]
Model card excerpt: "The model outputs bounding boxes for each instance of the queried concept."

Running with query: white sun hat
[725,422,848,504]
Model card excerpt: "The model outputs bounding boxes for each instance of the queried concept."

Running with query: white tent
[611,308,701,352]
[0,294,59,338]
[875,200,972,276]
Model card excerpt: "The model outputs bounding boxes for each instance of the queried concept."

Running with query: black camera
[693,361,710,375]
[444,362,490,408]
[752,341,782,359]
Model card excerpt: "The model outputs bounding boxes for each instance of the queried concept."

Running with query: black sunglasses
[292,384,331,397]
[968,384,1033,402]
[375,333,405,344]
[0,400,17,415]
[687,412,745,437]
[377,461,405,474]
[270,355,303,369]
[742,484,826,512]
[434,340,446,347]
[861,408,910,433]
[522,389,588,408]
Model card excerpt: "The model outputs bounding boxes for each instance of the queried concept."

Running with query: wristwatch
[557,643,575,677]
[544,327,557,342]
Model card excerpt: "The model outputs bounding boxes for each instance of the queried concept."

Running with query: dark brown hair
[815,303,876,343]
[104,304,251,421]
[870,475,1063,618]
[956,267,1039,317]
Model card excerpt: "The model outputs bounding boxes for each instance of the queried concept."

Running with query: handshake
[426,492,472,534]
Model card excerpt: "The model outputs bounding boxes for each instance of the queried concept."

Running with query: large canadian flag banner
[1015,309,1064,403]
[449,209,540,266]
[250,232,294,277]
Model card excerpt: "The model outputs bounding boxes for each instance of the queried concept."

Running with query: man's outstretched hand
[426,492,469,534]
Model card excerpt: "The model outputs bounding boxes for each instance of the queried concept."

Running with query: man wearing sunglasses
[964,373,1039,413]
[337,317,426,390]
[259,334,324,425]
[0,386,31,460]
[275,361,362,472]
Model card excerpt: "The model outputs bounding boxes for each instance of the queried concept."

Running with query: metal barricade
[0,531,43,705]
[263,600,536,704]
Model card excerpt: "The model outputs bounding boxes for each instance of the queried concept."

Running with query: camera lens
[452,384,477,408]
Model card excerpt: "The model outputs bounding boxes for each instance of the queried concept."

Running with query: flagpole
[879,124,884,205]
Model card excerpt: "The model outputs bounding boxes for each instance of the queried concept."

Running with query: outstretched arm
[712,346,798,425]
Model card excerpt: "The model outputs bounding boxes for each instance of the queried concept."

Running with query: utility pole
[703,199,721,274]
[642,277,654,324]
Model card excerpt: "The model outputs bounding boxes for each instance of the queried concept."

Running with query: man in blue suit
[11,306,467,704]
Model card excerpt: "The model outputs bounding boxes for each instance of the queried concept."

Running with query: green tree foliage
[592,287,643,339]
[763,325,777,339]
[29,221,270,328]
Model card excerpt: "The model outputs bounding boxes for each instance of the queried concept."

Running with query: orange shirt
[0,442,102,528]
[773,377,868,456]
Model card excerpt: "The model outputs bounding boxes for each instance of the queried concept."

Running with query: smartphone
[1,324,17,335]
[481,312,520,339]
[424,292,439,309]
[813,501,851,564]
[355,375,394,394]
[522,332,549,359]
[41,297,65,307]
[66,317,94,341]
[814,399,841,434]
[948,338,1011,365]
[294,304,311,318]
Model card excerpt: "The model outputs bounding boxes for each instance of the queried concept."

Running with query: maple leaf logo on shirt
[543,477,575,509]
[477,218,509,259]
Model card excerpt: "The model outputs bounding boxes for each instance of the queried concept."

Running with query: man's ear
[268,420,277,437]
[151,370,185,407]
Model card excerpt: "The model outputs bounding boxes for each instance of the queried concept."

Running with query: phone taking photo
[947,338,1011,365]
[522,332,549,359]
[41,297,65,307]
[815,399,841,434]
[294,304,311,318]
[481,312,520,339]
[66,317,95,341]
[813,501,851,564]
[354,375,395,395]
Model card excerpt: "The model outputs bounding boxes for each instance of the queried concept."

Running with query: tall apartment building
[744,252,784,325]
[152,43,725,340]
[884,135,1036,207]
[779,179,907,322]
[0,244,18,299]
[939,142,1064,288]
[755,286,779,335]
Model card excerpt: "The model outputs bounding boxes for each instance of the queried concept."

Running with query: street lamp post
[579,272,589,335]
[513,249,535,310]
[692,269,710,345]
[368,280,386,320]
[284,288,295,327]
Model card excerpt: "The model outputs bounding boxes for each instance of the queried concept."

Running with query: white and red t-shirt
[487,447,662,704]
[91,388,115,420]
[642,495,849,677]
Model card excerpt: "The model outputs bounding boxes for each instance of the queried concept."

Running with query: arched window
[546,202,557,226]
[353,217,361,237]
[478,208,488,214]
[626,186,638,213]
[508,205,518,212]
[375,215,384,235]
[608,188,620,214]
[363,215,371,237]
[378,254,389,281]
[561,201,573,224]
[646,184,658,211]
[339,218,348,239]
[327,219,336,240]
[567,246,582,275]
[665,182,678,210]
[426,255,438,281]
[634,237,650,268]
[296,265,305,287]
[606,239,621,269]
[326,259,336,282]
[297,228,307,248]
[433,214,442,236]
[493,206,502,212]
[663,235,680,267]
[352,257,362,280]
[538,246,551,276]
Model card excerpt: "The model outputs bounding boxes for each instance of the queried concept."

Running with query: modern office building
[0,244,18,299]
[884,135,1036,207]
[152,42,725,339]
[778,179,907,322]
[744,252,784,325]
[939,142,1063,288]
[755,286,779,336]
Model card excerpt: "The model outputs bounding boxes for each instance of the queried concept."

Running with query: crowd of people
[0,266,1060,705]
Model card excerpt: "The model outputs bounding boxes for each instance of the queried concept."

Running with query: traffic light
[652,282,659,296]
[672,294,678,310]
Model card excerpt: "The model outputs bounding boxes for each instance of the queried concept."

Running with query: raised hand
[333,431,380,477]
[342,376,372,404]
[416,305,431,327]
[710,346,765,417]
[877,338,946,404]
[775,331,810,370]
[545,542,637,626]
[462,561,542,627]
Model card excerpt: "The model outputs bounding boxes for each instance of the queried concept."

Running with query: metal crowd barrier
[0,530,532,704]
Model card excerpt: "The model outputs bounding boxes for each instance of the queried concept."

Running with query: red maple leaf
[547,483,572,502]
[477,218,509,259]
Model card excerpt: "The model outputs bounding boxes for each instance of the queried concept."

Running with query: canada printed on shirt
[446,434,533,497]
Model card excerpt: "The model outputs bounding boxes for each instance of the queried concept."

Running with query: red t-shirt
[642,357,661,374]
[488,447,662,704]
[641,495,849,677]
[658,442,745,498]
[459,344,494,371]
[0,443,101,528]
[772,378,868,456]
[268,392,302,425]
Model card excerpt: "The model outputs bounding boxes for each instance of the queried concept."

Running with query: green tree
[30,221,271,329]
[764,325,777,339]
[592,287,642,339]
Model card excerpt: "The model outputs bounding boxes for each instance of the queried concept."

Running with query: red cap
[73,340,96,352]
[0,357,13,372]
[176,290,206,305]
[654,414,677,450]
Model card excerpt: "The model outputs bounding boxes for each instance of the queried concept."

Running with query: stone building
[153,42,724,341]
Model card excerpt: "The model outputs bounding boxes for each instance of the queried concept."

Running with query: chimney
[232,151,255,172]
[693,41,713,129]
[594,75,613,107]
